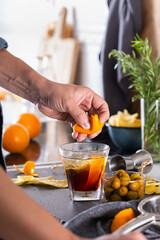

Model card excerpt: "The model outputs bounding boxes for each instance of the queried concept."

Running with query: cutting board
[38,8,79,84]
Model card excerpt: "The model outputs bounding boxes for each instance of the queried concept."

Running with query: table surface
[4,120,160,223]
[4,120,105,223]
[7,162,103,223]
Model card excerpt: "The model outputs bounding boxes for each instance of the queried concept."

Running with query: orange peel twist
[73,114,104,134]
[14,160,39,176]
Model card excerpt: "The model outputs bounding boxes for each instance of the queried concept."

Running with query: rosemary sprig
[109,34,160,154]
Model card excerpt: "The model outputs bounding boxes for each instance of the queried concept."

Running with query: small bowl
[103,170,146,202]
[106,123,141,151]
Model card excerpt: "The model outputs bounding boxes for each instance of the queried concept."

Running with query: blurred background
[2,0,160,164]
[0,0,108,125]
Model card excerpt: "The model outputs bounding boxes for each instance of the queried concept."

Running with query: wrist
[24,69,47,104]
[35,77,57,105]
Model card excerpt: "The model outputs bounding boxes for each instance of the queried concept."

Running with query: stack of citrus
[2,113,41,154]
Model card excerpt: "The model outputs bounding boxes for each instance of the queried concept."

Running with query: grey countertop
[4,120,160,223]
[7,162,101,223]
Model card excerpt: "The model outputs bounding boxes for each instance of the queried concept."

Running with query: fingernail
[100,119,105,124]
[100,117,106,124]
[72,132,78,139]
[83,123,90,129]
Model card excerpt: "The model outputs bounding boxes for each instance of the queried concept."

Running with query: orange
[111,208,135,232]
[22,140,41,162]
[17,113,42,139]
[2,123,30,153]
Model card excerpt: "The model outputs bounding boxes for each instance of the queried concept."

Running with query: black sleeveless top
[0,103,6,170]
[0,38,9,240]
[0,37,8,170]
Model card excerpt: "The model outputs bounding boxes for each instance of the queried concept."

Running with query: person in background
[0,37,146,240]
[100,0,142,116]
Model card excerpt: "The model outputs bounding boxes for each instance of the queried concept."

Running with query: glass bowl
[102,170,146,202]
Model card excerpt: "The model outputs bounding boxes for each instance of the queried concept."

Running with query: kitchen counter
[4,120,160,223]
[3,120,74,166]
[7,162,100,223]
[4,120,103,223]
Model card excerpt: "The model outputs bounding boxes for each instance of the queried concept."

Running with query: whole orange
[2,123,30,153]
[17,113,42,139]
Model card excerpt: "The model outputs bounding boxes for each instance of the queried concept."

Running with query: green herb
[109,34,160,155]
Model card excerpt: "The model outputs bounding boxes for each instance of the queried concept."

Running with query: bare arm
[0,167,79,240]
[0,167,147,240]
[0,48,44,104]
[0,48,109,142]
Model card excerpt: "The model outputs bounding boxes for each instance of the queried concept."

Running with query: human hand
[94,232,147,240]
[0,49,109,142]
[37,81,109,142]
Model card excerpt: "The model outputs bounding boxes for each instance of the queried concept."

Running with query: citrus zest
[111,208,135,232]
[14,160,39,176]
[73,114,104,134]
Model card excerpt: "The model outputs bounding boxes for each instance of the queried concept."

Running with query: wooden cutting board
[38,8,79,84]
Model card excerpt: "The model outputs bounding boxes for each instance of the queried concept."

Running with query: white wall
[0,0,108,95]
[0,0,109,124]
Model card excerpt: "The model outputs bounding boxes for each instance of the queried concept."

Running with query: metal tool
[112,195,160,235]
[109,149,153,174]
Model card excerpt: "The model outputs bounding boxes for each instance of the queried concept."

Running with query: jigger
[109,149,153,174]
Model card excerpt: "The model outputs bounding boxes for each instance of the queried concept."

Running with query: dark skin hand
[0,48,109,142]
[0,48,147,240]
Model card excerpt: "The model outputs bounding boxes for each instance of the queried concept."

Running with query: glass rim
[59,142,110,153]
[104,170,146,180]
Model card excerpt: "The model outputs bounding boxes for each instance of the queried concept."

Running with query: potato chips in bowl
[108,109,141,128]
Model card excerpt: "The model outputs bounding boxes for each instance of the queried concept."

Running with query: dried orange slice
[14,160,39,176]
